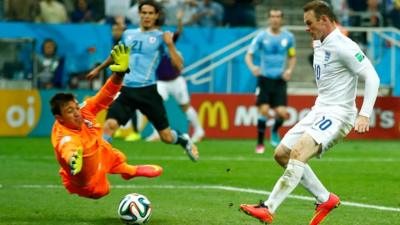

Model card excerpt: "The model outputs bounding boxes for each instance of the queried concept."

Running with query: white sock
[300,164,330,203]
[186,106,203,133]
[265,159,305,213]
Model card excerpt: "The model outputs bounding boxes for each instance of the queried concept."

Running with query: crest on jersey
[84,119,93,128]
[126,35,133,42]
[324,51,331,61]
[281,38,288,47]
[149,36,156,44]
[355,52,365,62]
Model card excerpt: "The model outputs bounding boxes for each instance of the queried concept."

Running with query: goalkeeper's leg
[106,148,163,179]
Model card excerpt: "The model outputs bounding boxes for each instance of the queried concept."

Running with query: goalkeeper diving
[50,45,162,199]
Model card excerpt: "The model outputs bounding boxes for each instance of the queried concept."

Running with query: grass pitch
[0,137,399,225]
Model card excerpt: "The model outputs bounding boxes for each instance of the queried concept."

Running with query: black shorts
[256,76,287,107]
[106,85,169,131]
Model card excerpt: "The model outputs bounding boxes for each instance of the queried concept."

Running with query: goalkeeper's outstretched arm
[81,45,131,114]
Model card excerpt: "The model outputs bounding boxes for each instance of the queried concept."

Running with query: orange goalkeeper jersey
[51,79,121,186]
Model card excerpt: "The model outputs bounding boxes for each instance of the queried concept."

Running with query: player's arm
[245,35,261,77]
[86,56,113,80]
[82,45,131,115]
[163,31,184,71]
[355,63,380,133]
[340,47,380,134]
[283,47,296,81]
[245,52,261,77]
[57,136,83,175]
[87,31,128,80]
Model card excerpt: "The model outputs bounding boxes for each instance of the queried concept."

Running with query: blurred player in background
[240,1,380,224]
[245,8,296,154]
[111,23,142,142]
[146,7,205,143]
[87,0,199,161]
[50,45,162,199]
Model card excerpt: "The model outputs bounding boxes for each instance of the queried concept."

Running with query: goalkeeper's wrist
[115,68,130,76]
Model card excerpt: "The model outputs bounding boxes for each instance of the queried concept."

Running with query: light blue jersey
[247,28,295,79]
[120,28,165,87]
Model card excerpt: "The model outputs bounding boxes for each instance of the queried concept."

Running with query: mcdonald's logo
[198,101,229,130]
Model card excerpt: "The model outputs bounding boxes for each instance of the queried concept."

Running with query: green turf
[0,137,399,225]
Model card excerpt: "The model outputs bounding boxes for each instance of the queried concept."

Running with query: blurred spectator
[367,0,381,27]
[59,0,74,15]
[390,0,400,28]
[219,0,257,27]
[105,15,131,27]
[192,0,224,27]
[159,0,182,26]
[36,0,69,23]
[36,38,65,89]
[71,0,94,23]
[90,0,105,21]
[126,0,141,25]
[0,0,3,20]
[330,0,349,25]
[4,0,39,22]
[180,0,199,25]
[104,0,130,25]
[347,0,368,26]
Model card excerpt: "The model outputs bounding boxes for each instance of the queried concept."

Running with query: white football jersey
[312,28,373,125]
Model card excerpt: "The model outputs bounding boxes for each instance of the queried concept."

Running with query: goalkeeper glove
[109,44,130,73]
[69,147,83,175]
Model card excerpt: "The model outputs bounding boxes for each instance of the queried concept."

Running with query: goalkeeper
[50,45,162,199]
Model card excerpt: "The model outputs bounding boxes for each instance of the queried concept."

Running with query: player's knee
[280,112,290,120]
[276,109,289,120]
[289,147,302,160]
[274,148,289,167]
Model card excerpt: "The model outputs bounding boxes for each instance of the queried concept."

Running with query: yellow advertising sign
[0,90,41,136]
[198,101,229,130]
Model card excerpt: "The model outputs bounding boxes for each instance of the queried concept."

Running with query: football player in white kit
[240,1,380,225]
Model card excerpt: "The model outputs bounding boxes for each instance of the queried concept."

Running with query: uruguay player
[245,8,297,154]
[87,0,199,161]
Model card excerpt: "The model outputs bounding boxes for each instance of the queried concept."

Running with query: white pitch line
[3,184,400,212]
[0,155,399,163]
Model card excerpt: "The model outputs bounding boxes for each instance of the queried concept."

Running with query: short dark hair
[50,93,76,116]
[138,0,164,26]
[303,1,336,22]
[269,8,284,18]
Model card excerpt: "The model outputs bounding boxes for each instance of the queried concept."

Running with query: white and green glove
[69,148,83,175]
[109,44,130,73]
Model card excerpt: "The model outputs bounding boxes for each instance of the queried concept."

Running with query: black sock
[173,130,188,147]
[131,112,138,132]
[272,118,284,132]
[257,118,266,145]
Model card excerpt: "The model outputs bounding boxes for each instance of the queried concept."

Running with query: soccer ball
[117,193,152,224]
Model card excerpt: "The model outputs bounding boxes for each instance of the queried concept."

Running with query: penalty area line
[1,183,400,212]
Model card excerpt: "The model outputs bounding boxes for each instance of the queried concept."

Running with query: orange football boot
[309,193,340,225]
[121,165,163,180]
[240,202,274,224]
